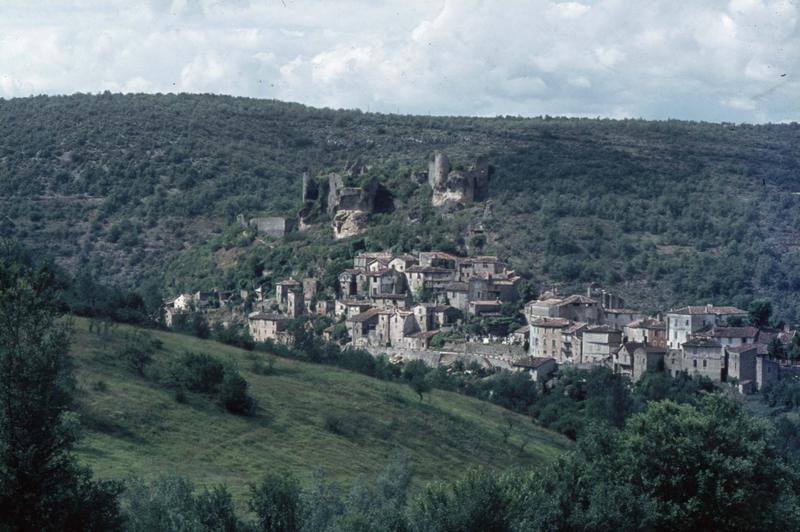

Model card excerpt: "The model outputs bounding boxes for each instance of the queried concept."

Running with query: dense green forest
[2,93,800,319]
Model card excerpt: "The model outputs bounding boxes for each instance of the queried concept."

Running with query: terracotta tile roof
[670,305,747,315]
[683,338,722,348]
[349,308,383,322]
[710,326,759,338]
[626,318,666,330]
[529,317,571,328]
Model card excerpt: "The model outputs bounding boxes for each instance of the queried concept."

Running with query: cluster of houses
[164,249,799,395]
[244,250,521,350]
[522,288,798,393]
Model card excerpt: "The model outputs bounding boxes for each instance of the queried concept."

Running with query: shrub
[173,352,225,394]
[220,369,256,416]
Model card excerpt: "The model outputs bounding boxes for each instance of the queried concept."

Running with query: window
[693,359,697,368]
[703,360,707,368]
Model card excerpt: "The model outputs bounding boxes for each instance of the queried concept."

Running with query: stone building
[512,357,557,383]
[603,308,646,330]
[248,312,289,342]
[334,299,373,319]
[249,217,286,237]
[624,318,667,347]
[726,344,758,390]
[405,266,454,295]
[665,305,748,350]
[528,317,571,360]
[614,342,666,382]
[388,255,418,273]
[525,294,601,324]
[443,282,469,312]
[676,337,726,381]
[581,325,623,365]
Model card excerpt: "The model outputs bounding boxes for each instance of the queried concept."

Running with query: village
[163,247,799,396]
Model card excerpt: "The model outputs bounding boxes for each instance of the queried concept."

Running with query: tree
[768,336,787,359]
[248,473,304,532]
[0,241,123,531]
[403,359,431,401]
[749,299,773,328]
[518,396,800,531]
[120,331,157,376]
[220,368,256,416]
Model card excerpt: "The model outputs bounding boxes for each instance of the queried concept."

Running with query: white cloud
[0,0,797,122]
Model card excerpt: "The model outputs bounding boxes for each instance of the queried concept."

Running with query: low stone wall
[363,346,515,371]
[442,342,526,359]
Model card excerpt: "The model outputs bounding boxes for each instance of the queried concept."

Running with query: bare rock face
[428,152,493,209]
[332,210,369,239]
[326,175,378,238]
[428,152,451,190]
[327,173,345,215]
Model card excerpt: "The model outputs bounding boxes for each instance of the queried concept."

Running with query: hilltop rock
[428,152,494,209]
[333,210,370,239]
[326,174,379,239]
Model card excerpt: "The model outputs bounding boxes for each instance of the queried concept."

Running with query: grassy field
[70,318,569,501]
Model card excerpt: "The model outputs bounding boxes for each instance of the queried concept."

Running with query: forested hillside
[2,93,799,319]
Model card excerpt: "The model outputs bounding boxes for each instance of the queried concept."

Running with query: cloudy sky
[1,0,798,122]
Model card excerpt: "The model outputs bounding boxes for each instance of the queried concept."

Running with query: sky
[0,0,798,122]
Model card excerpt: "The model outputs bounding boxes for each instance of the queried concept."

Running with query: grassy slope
[70,318,569,500]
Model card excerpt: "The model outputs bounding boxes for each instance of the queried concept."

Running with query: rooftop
[248,312,288,321]
[529,317,571,328]
[709,326,759,339]
[349,308,383,322]
[683,337,722,348]
[669,304,747,316]
[444,281,469,292]
[406,265,453,274]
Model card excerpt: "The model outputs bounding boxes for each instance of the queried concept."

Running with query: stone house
[276,279,302,308]
[418,251,458,269]
[404,330,440,350]
[334,299,373,319]
[469,299,502,317]
[434,305,462,328]
[679,337,725,381]
[665,305,748,350]
[366,269,407,297]
[315,300,334,316]
[389,310,420,346]
[456,256,510,281]
[286,290,304,319]
[370,293,412,310]
[405,266,454,295]
[602,308,646,330]
[412,303,436,332]
[581,325,623,365]
[563,322,587,362]
[512,357,557,383]
[443,282,469,312]
[512,325,530,345]
[388,255,418,273]
[248,312,289,342]
[726,344,758,390]
[624,318,666,347]
[338,269,368,299]
[700,326,759,348]
[528,317,571,360]
[348,308,383,347]
[756,355,781,391]
[525,294,601,324]
[354,251,393,270]
[614,342,666,382]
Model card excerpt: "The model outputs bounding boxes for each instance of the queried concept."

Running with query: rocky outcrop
[332,209,370,239]
[428,152,494,210]
[327,173,379,239]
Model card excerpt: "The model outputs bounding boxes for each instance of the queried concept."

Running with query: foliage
[0,240,123,531]
[119,330,160,376]
[749,298,773,328]
[3,95,800,322]
[219,367,257,416]
[516,396,800,531]
[123,475,244,532]
[248,473,304,532]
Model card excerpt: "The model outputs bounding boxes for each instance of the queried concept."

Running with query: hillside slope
[70,318,569,501]
[2,94,799,317]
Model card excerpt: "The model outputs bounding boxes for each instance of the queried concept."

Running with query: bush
[173,352,225,394]
[248,473,304,532]
[220,368,256,416]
